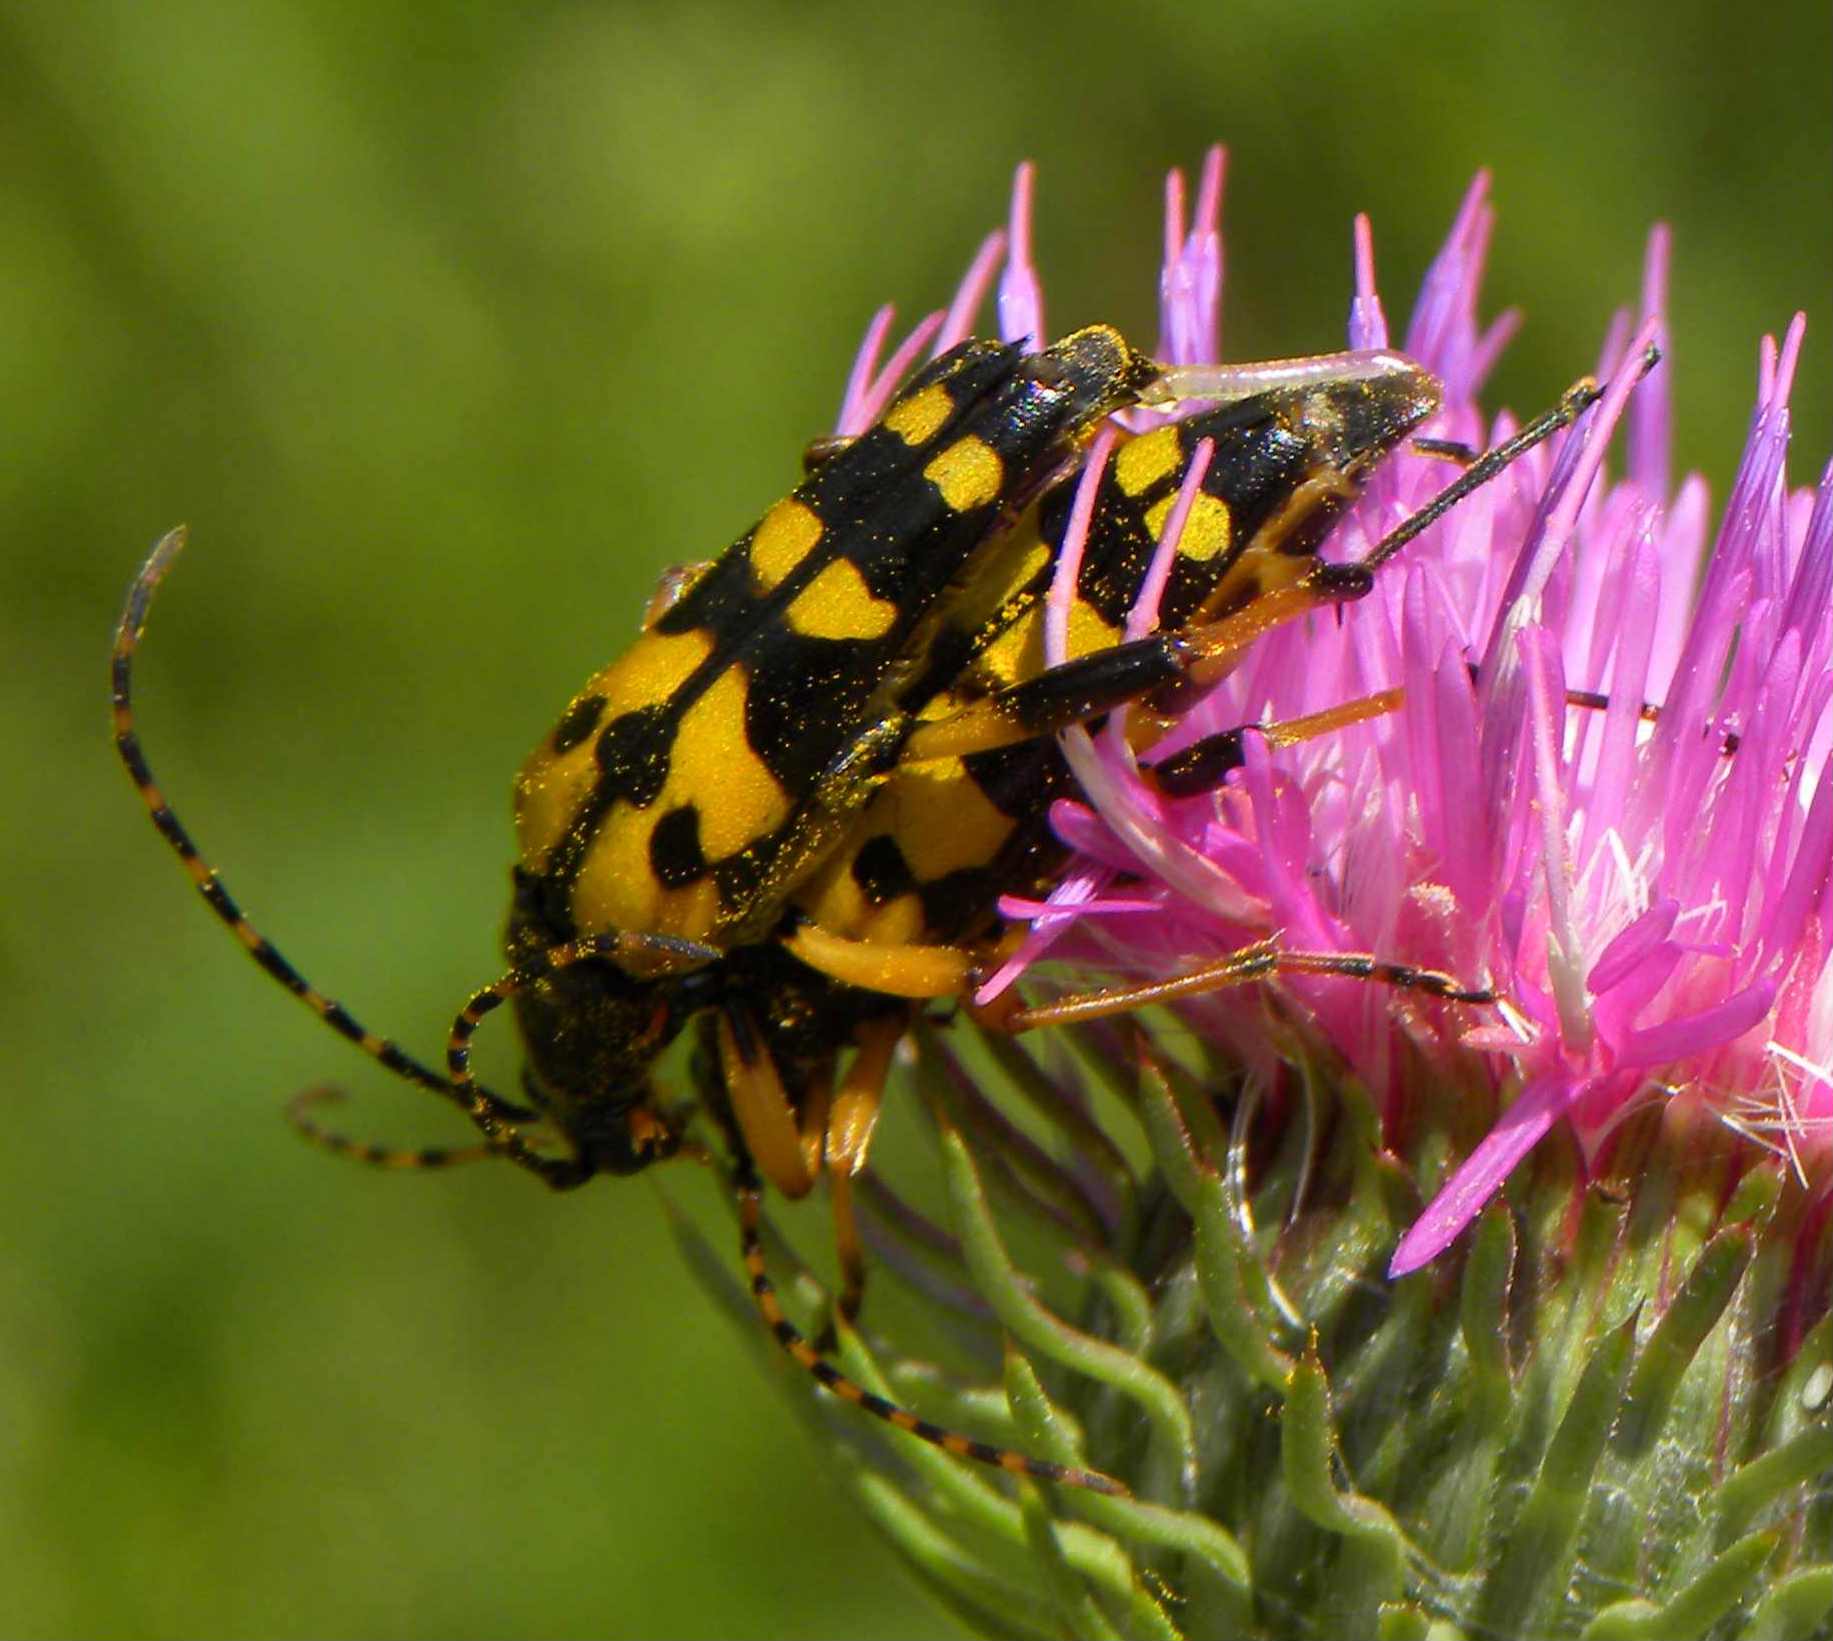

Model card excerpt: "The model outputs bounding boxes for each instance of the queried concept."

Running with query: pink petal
[1628,223,1672,503]
[934,228,1008,354]
[1348,214,1388,352]
[835,304,896,436]
[997,161,1043,346]
[1615,979,1778,1068]
[1588,899,1680,996]
[1390,1073,1582,1276]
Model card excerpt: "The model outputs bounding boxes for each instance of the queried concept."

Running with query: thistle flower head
[725,154,1833,1641]
[948,165,1833,1280]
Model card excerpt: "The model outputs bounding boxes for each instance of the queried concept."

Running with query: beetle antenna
[112,527,533,1136]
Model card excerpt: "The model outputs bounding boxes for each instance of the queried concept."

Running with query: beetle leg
[733,1175,1127,1496]
[717,1007,816,1200]
[783,920,974,1000]
[987,940,1493,1035]
[825,1017,900,1324]
[897,373,1610,766]
[1143,689,1406,796]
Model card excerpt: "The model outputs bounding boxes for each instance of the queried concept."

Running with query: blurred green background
[6,0,1829,1634]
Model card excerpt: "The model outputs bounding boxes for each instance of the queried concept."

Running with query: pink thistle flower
[794,156,1833,1639]
[958,165,1833,1281]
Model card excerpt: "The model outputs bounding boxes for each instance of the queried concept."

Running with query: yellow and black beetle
[115,321,1598,1490]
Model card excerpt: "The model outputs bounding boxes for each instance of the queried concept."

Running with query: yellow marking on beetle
[512,627,716,869]
[924,436,1003,512]
[1146,488,1232,561]
[1114,425,1183,496]
[796,748,1017,944]
[785,558,898,641]
[569,666,792,944]
[604,630,714,716]
[793,849,926,947]
[962,623,1033,696]
[881,382,953,447]
[514,760,594,876]
[964,595,1120,695]
[903,694,1040,762]
[568,810,726,954]
[933,528,1050,645]
[856,892,927,952]
[915,528,1056,700]
[647,874,724,951]
[671,669,791,858]
[1066,598,1122,661]
[893,755,1015,885]
[749,497,825,593]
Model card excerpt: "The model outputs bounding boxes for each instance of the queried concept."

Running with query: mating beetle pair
[115,315,1599,1492]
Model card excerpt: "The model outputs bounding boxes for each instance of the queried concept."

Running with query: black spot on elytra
[649,804,708,887]
[852,834,916,905]
[552,692,607,754]
[592,705,672,808]
[919,866,1001,943]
